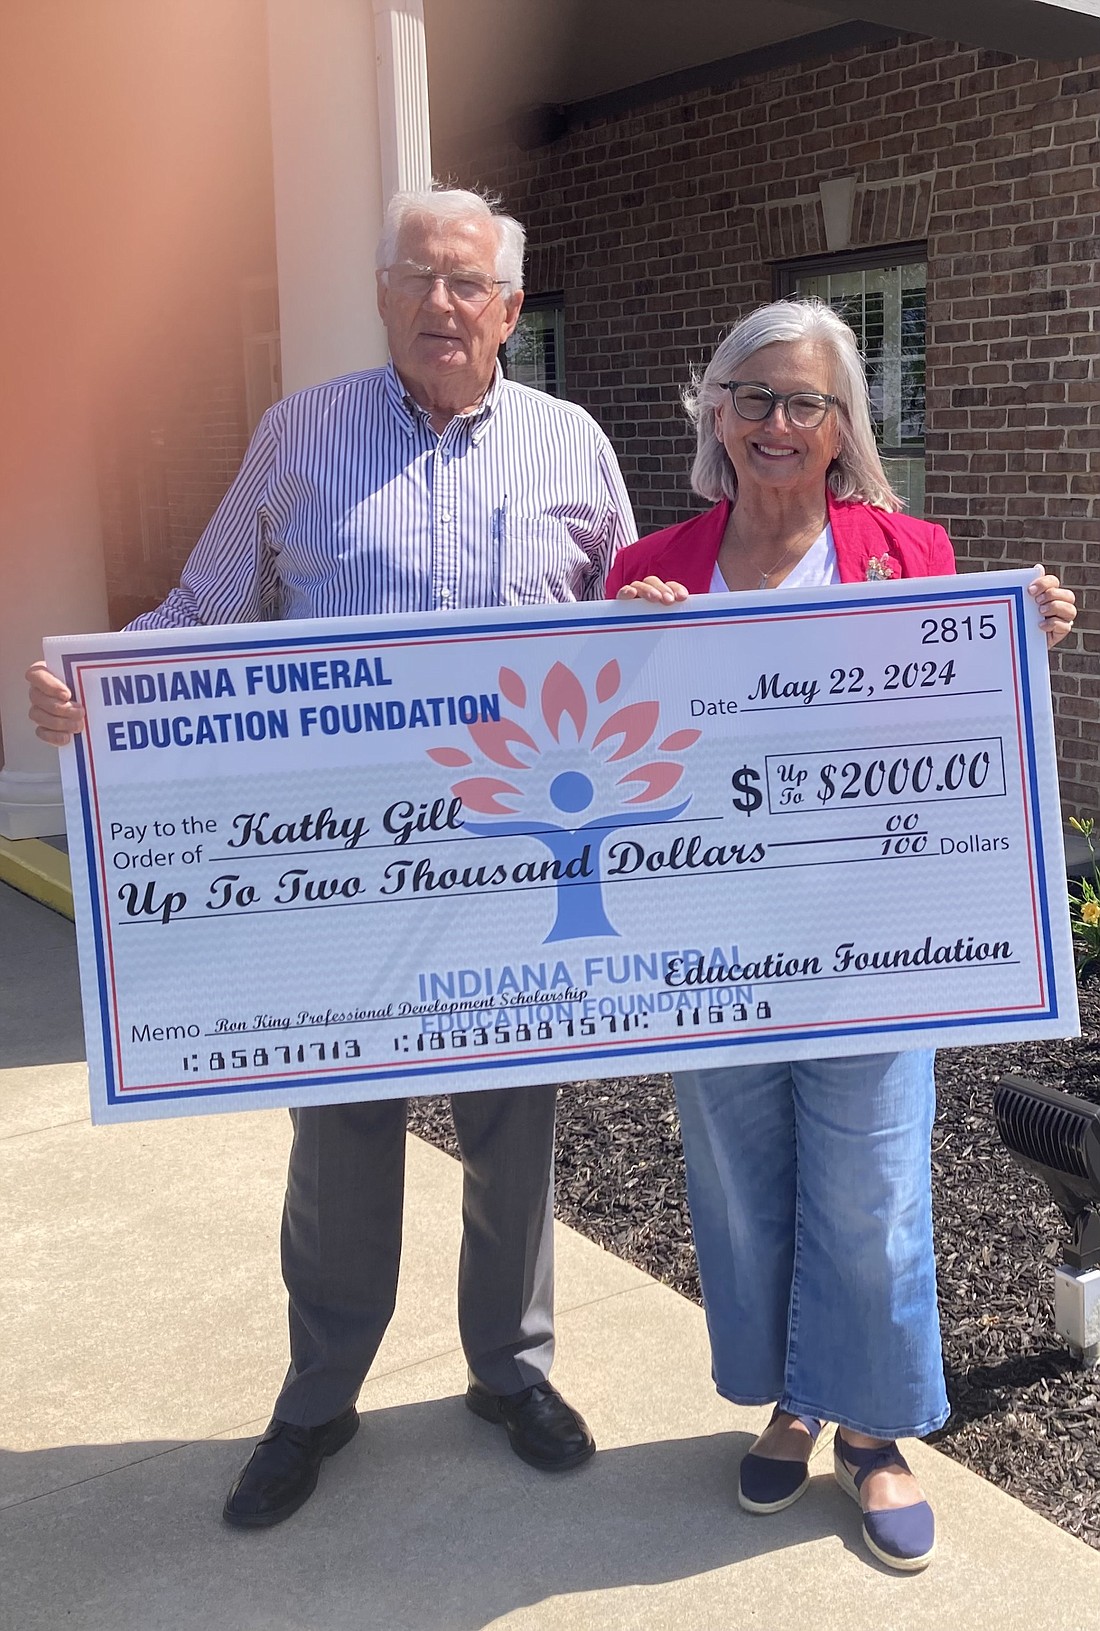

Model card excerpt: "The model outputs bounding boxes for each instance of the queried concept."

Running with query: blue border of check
[63,579,1061,1109]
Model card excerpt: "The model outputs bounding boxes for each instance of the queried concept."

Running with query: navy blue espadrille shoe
[737,1408,824,1514]
[834,1431,935,1571]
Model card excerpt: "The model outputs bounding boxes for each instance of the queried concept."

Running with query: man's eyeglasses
[722,382,838,429]
[385,262,507,309]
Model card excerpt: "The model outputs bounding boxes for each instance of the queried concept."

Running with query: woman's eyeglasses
[722,382,838,429]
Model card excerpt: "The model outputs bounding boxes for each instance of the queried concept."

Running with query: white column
[0,408,109,839]
[372,0,432,200]
[265,0,432,396]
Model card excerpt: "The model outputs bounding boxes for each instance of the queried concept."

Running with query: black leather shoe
[222,1407,360,1528]
[465,1380,595,1471]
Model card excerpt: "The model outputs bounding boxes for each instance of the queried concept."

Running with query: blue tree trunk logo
[427,659,700,943]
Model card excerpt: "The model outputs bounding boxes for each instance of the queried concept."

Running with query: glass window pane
[505,303,565,397]
[791,260,926,514]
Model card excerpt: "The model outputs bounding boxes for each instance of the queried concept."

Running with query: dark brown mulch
[407,983,1100,1548]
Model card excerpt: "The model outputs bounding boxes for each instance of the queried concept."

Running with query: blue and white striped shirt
[130,363,636,629]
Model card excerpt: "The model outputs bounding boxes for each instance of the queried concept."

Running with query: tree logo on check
[427,659,700,942]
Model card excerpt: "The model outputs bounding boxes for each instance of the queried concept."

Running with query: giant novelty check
[50,569,1078,1123]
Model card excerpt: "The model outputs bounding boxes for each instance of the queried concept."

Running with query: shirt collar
[383,359,504,443]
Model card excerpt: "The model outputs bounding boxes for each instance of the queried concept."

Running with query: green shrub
[1069,816,1100,980]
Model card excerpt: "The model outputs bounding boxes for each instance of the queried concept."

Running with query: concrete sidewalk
[3,879,1100,1630]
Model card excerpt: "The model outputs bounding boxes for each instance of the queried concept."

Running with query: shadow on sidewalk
[1,1398,856,1630]
[1,882,85,1068]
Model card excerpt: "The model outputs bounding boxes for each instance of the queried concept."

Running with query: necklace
[755,537,803,588]
[724,512,819,590]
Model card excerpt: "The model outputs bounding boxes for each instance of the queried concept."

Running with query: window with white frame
[778,249,927,517]
[504,295,565,397]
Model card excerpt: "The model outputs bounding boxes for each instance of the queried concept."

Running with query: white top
[709,524,839,593]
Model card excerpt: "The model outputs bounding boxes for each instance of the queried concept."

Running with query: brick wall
[440,34,1100,810]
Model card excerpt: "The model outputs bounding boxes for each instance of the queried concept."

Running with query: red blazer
[604,493,956,596]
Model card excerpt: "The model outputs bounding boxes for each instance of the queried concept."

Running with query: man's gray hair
[685,299,901,512]
[376,185,526,294]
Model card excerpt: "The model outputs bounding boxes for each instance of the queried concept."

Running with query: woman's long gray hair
[685,299,902,512]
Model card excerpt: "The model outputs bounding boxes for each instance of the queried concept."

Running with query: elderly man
[28,186,636,1527]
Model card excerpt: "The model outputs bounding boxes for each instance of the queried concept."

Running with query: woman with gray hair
[606,299,1076,1572]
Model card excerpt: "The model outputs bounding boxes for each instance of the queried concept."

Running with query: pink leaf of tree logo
[592,701,662,762]
[616,761,687,803]
[451,777,522,815]
[498,667,527,708]
[465,717,540,770]
[595,659,621,703]
[541,662,588,743]
[659,729,702,753]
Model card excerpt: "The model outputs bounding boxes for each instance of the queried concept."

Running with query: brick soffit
[761,174,936,263]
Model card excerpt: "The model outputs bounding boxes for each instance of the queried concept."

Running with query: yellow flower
[1081,900,1100,927]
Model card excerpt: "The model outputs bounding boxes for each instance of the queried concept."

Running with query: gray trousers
[274,1083,557,1425]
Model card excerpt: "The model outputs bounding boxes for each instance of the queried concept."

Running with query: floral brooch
[865,554,897,581]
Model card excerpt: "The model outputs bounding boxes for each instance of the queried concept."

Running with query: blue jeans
[674,1051,949,1440]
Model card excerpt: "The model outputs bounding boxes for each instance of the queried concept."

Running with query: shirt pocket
[499,514,592,606]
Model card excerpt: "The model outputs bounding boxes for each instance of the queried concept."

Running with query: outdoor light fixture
[993,1075,1100,1366]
